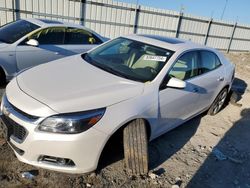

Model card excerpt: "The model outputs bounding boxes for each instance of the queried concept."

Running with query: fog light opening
[57,158,66,166]
[38,155,75,167]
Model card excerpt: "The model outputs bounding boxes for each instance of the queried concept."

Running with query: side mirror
[26,39,39,47]
[167,77,186,89]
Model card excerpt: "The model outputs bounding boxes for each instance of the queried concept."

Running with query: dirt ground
[0,52,250,188]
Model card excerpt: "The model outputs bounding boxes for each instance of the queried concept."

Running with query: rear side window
[65,28,102,45]
[29,27,66,45]
[200,51,222,73]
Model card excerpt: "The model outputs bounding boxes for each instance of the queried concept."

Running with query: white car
[0,18,107,84]
[0,35,235,175]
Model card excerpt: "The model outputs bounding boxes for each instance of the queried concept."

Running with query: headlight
[38,108,106,134]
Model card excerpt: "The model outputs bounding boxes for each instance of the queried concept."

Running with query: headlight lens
[38,108,106,134]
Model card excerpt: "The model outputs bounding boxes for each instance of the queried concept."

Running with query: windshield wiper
[102,66,129,78]
[82,53,93,63]
[103,65,146,82]
[94,63,130,80]
[83,54,144,82]
[83,54,126,77]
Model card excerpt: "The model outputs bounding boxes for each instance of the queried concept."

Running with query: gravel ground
[0,52,250,188]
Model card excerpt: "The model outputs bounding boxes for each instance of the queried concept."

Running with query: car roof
[24,18,93,31]
[23,18,106,41]
[123,34,213,52]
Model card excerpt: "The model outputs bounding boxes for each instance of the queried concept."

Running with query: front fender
[0,52,18,81]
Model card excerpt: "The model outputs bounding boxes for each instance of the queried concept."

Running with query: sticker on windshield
[144,55,167,62]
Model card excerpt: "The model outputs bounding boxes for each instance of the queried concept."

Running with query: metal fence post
[227,22,237,53]
[204,18,212,45]
[12,0,15,21]
[133,5,140,34]
[12,0,20,21]
[175,12,183,38]
[80,0,86,26]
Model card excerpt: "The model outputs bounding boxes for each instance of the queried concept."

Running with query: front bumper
[0,107,108,174]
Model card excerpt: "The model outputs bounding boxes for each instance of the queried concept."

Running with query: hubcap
[213,90,227,114]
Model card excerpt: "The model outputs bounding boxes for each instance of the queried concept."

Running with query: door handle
[193,88,199,93]
[217,77,224,82]
[54,52,59,55]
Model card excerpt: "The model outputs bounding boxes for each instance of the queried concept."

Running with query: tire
[208,88,228,116]
[123,119,148,175]
[0,68,6,86]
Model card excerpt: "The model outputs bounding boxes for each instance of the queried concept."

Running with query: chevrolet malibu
[0,35,235,175]
[0,18,106,85]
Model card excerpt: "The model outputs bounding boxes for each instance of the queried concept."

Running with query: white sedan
[0,35,235,175]
[0,18,107,84]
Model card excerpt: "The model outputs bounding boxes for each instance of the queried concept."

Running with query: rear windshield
[0,20,40,44]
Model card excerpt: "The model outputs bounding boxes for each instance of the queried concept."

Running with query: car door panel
[66,44,98,54]
[156,51,202,135]
[15,27,68,71]
[197,51,226,109]
[195,65,225,110]
[157,80,201,136]
[15,45,68,71]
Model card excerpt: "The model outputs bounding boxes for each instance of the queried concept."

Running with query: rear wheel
[208,88,228,115]
[123,119,148,175]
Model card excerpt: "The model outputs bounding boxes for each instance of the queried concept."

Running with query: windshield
[0,20,40,44]
[82,37,174,82]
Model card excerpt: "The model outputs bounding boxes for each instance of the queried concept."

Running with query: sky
[118,0,250,25]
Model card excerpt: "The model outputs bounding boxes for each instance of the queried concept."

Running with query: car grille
[2,114,27,143]
[0,94,36,143]
[2,94,39,122]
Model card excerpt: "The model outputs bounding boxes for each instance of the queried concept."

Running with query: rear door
[16,27,68,71]
[195,50,225,109]
[64,27,103,54]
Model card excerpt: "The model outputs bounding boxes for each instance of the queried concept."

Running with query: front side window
[28,27,66,45]
[0,20,39,44]
[200,51,221,73]
[169,51,199,81]
[65,28,102,45]
[82,38,174,82]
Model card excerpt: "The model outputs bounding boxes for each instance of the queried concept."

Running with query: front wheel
[0,68,6,86]
[208,88,228,116]
[123,119,148,175]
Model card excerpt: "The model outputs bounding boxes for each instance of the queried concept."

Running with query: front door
[156,51,202,136]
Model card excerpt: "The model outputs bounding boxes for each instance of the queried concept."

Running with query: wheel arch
[107,117,152,143]
[224,84,230,91]
[120,118,152,140]
[96,117,151,168]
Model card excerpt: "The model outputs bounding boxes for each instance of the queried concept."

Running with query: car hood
[0,42,9,49]
[16,55,144,113]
